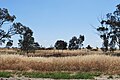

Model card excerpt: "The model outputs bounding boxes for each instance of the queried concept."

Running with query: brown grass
[0,48,104,56]
[0,54,120,74]
[27,49,104,57]
[1,48,119,57]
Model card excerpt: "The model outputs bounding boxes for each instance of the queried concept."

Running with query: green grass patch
[22,72,71,79]
[71,73,94,79]
[0,71,102,79]
[22,72,101,79]
[0,72,12,78]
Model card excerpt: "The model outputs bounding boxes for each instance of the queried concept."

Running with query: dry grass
[27,49,103,57]
[0,48,119,57]
[0,54,120,74]
[0,48,104,57]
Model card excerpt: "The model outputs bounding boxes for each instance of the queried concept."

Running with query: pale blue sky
[0,0,120,47]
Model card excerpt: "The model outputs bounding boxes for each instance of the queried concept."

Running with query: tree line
[0,8,85,52]
[0,4,120,53]
[54,35,85,50]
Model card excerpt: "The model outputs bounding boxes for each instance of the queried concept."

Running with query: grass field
[0,54,120,74]
[0,49,120,79]
[0,48,105,57]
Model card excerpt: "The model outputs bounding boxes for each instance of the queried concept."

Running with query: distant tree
[78,35,85,49]
[0,8,16,47]
[68,35,85,50]
[97,4,120,52]
[54,40,67,50]
[86,45,92,50]
[68,36,78,50]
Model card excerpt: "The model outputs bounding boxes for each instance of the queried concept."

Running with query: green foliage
[46,72,70,79]
[23,72,70,79]
[71,73,94,79]
[22,72,97,79]
[0,72,12,78]
[0,71,102,79]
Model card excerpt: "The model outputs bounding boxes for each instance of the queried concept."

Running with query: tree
[68,36,78,50]
[97,4,120,51]
[68,35,85,50]
[13,22,39,53]
[97,27,109,52]
[0,8,16,47]
[0,8,39,53]
[78,35,85,49]
[54,40,67,50]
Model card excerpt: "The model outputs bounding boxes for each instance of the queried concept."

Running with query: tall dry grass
[0,54,120,74]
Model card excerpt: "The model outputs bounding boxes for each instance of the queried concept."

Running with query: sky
[0,0,120,48]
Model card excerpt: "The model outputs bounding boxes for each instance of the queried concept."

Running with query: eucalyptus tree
[13,22,40,53]
[68,35,85,50]
[68,36,78,50]
[97,4,120,51]
[78,35,85,49]
[0,8,40,53]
